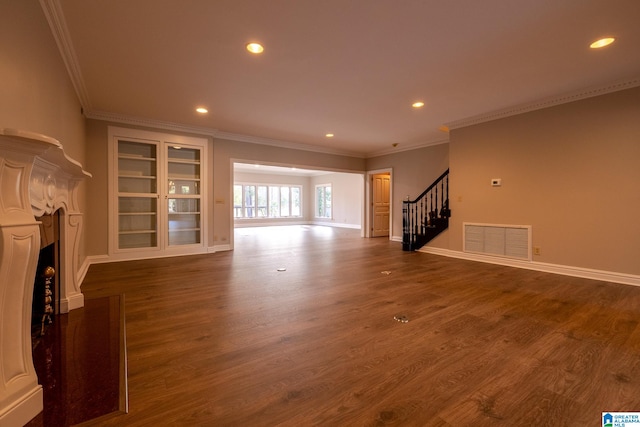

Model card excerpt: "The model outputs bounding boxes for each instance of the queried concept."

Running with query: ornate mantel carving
[0,128,91,426]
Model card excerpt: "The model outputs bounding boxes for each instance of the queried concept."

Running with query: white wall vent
[464,223,531,261]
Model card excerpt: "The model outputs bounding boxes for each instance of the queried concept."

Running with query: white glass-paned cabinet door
[109,126,208,259]
[166,145,202,246]
[117,139,159,250]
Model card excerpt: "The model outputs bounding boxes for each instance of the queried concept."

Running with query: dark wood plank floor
[77,225,640,426]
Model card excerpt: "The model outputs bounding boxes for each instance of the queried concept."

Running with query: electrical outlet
[533,247,541,256]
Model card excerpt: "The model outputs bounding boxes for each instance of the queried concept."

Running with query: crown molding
[446,77,640,131]
[365,137,449,159]
[87,110,366,158]
[86,110,219,137]
[87,108,449,160]
[213,131,364,158]
[40,0,92,110]
[45,0,635,160]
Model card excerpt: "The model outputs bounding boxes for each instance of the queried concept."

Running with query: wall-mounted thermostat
[491,178,502,187]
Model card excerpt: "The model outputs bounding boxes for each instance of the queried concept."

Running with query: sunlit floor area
[39,225,640,426]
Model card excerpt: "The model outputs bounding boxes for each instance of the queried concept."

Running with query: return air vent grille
[463,223,531,261]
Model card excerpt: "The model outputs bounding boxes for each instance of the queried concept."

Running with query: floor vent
[463,223,531,261]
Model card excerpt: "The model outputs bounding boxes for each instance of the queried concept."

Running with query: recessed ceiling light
[325,133,334,138]
[412,101,425,108]
[246,42,264,54]
[196,107,208,114]
[590,37,615,49]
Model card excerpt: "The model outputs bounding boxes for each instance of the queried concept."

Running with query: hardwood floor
[77,225,640,426]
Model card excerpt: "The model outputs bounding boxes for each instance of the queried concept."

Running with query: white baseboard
[0,385,43,427]
[234,221,361,230]
[419,246,640,287]
[85,254,113,265]
[78,256,92,283]
[210,244,232,252]
[86,249,212,264]
[311,221,361,229]
[234,220,310,228]
[60,292,85,313]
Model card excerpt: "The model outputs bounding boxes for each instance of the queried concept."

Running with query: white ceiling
[52,0,640,157]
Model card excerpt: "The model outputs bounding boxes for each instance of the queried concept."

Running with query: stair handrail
[402,169,450,251]
[404,168,449,204]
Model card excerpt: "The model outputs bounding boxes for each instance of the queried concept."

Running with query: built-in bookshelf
[117,140,159,249]
[167,146,201,246]
[109,127,208,258]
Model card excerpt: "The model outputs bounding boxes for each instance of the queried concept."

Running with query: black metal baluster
[420,195,424,245]
[412,201,417,245]
[431,188,434,223]
[402,201,408,249]
[402,169,450,251]
[433,185,440,227]
[444,173,450,217]
[439,184,442,216]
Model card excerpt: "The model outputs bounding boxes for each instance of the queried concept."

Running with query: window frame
[234,183,303,219]
[315,183,332,219]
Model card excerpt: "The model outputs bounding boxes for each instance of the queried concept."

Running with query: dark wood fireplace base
[26,296,128,426]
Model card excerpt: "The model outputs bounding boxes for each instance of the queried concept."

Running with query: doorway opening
[231,161,365,248]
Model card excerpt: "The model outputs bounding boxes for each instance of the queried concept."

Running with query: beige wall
[448,87,640,275]
[366,143,450,240]
[310,172,363,227]
[0,0,87,259]
[83,120,215,256]
[83,120,110,256]
[82,123,366,255]
[13,0,636,277]
[0,1,85,156]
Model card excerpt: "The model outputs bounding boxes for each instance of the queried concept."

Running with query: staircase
[402,169,451,251]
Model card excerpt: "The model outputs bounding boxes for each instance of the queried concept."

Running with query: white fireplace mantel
[0,128,91,426]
